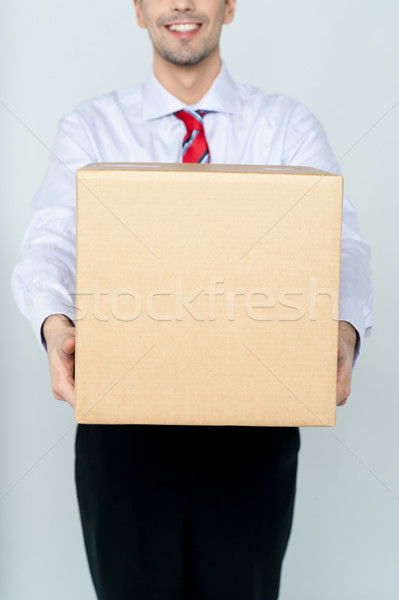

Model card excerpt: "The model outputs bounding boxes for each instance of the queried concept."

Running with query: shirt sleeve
[282,102,373,363]
[11,111,96,353]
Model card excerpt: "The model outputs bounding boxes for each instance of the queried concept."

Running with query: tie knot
[175,109,211,164]
[175,109,208,133]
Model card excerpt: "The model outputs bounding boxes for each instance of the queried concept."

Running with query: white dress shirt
[12,63,373,358]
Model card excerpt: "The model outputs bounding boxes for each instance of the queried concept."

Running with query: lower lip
[164,25,202,39]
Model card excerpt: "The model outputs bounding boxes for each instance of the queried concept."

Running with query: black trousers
[75,424,299,600]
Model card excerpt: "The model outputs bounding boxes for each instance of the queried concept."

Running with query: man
[12,1,373,598]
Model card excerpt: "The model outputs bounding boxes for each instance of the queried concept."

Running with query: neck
[153,48,222,105]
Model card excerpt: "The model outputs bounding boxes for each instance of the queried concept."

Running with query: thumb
[63,336,75,355]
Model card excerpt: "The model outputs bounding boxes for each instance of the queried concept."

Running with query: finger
[53,377,75,408]
[64,371,75,406]
[336,375,351,406]
[63,389,75,408]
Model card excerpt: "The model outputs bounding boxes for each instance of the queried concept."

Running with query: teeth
[168,23,200,32]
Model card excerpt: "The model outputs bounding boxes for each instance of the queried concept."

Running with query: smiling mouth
[166,23,202,33]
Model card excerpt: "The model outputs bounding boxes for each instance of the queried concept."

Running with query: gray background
[1,1,398,598]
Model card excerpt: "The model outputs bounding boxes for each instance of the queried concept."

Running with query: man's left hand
[336,320,357,407]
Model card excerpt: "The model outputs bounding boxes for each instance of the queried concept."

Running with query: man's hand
[336,320,357,407]
[42,314,75,408]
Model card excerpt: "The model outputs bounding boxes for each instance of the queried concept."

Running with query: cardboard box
[75,163,342,426]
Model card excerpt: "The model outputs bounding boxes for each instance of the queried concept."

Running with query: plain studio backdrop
[1,1,398,598]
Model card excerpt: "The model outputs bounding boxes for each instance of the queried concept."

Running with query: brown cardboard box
[75,163,342,426]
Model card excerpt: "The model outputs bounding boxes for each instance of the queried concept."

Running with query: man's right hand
[42,314,75,408]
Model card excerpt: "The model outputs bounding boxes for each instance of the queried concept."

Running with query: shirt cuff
[31,293,76,354]
[339,303,370,366]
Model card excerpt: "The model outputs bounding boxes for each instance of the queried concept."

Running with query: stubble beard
[153,37,219,67]
[151,13,220,67]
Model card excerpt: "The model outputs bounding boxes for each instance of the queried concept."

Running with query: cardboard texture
[75,163,343,426]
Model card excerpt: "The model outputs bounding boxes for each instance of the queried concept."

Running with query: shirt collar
[141,61,242,120]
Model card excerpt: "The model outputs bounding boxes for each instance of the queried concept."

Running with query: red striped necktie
[175,109,211,164]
